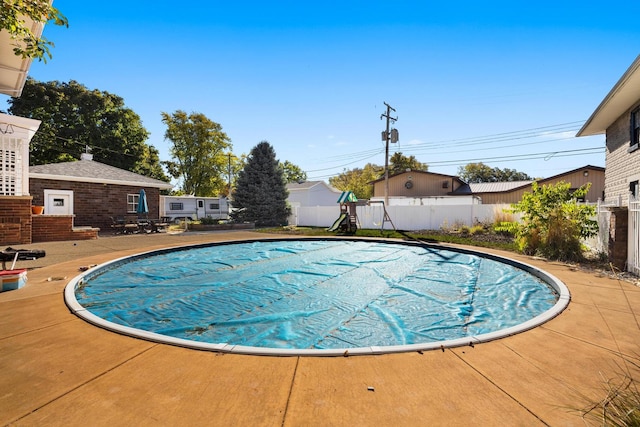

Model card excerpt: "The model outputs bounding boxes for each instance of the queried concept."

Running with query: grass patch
[258,226,518,252]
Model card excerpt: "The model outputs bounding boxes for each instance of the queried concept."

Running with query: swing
[372,205,383,228]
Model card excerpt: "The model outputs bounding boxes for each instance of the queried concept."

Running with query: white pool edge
[63,238,571,357]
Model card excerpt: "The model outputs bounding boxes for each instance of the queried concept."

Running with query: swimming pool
[64,238,570,356]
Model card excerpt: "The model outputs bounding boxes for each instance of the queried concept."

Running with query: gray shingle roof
[286,180,338,191]
[29,158,173,189]
[468,181,533,193]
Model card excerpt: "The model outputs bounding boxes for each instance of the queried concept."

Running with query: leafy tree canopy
[389,152,428,175]
[7,79,168,181]
[231,141,291,226]
[0,0,68,62]
[280,160,307,183]
[329,163,383,199]
[458,162,532,183]
[161,110,232,196]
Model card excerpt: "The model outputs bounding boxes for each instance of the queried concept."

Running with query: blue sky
[4,1,640,184]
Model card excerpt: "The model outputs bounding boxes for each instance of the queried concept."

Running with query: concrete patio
[1,230,639,426]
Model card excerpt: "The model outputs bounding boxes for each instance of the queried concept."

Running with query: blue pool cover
[74,239,559,351]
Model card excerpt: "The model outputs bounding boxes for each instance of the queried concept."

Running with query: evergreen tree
[231,141,291,226]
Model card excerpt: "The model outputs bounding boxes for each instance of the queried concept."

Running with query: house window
[0,139,20,195]
[631,180,639,198]
[170,202,183,211]
[209,203,220,210]
[632,107,640,149]
[127,194,140,213]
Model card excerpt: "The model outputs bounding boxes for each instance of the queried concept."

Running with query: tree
[329,163,383,199]
[231,141,291,226]
[280,160,307,183]
[0,0,68,62]
[458,162,532,183]
[132,145,168,182]
[389,152,428,175]
[8,79,168,180]
[161,110,232,196]
[497,181,598,261]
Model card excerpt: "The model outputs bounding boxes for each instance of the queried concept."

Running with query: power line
[426,147,604,166]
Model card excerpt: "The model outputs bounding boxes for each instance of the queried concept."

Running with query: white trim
[63,238,571,357]
[577,55,640,137]
[44,189,74,215]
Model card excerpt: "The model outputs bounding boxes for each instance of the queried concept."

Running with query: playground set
[327,191,395,233]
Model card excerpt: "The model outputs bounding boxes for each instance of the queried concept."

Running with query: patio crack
[451,350,552,426]
[280,356,300,427]
[6,344,159,425]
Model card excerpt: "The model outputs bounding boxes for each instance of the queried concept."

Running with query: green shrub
[199,216,219,225]
[497,181,598,262]
[469,225,486,235]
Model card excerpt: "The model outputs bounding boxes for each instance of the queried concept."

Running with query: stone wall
[605,102,640,206]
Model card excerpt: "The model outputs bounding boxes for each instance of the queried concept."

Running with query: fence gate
[629,194,640,276]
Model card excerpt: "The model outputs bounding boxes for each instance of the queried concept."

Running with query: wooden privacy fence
[289,204,513,230]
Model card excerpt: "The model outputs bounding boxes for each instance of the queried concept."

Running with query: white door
[196,199,205,219]
[44,189,73,215]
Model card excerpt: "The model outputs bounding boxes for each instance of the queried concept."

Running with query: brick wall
[31,215,98,243]
[30,179,161,232]
[608,207,628,271]
[0,196,32,245]
[605,101,640,206]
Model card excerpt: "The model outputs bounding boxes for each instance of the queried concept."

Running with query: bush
[496,181,598,262]
[199,216,219,225]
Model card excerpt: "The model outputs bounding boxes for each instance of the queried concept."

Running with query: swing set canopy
[337,191,358,203]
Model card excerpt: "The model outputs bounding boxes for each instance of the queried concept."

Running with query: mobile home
[160,196,229,222]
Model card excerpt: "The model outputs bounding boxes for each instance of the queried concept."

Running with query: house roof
[0,11,46,97]
[369,169,464,184]
[577,55,640,136]
[286,180,339,192]
[29,156,174,190]
[453,165,604,195]
[467,181,533,194]
[537,164,604,183]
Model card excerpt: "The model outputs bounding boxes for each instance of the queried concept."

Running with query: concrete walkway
[1,230,639,426]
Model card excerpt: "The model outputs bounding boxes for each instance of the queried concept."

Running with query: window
[209,203,220,210]
[127,194,139,213]
[198,200,204,208]
[0,142,19,195]
[631,180,639,198]
[631,107,640,149]
[169,202,184,211]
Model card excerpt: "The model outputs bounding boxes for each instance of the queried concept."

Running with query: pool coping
[63,237,571,357]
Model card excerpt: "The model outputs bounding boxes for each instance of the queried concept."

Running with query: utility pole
[380,102,398,206]
[227,152,233,198]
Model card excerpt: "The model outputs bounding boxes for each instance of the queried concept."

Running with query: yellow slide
[327,213,347,232]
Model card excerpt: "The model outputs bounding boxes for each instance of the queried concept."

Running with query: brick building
[29,153,173,234]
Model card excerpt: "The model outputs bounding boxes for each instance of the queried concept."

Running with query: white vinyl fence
[289,204,512,230]
[629,194,640,275]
